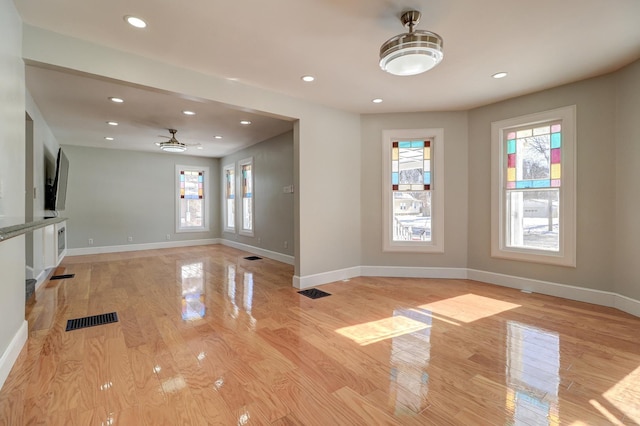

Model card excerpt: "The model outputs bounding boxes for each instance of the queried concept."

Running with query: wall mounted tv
[45,147,69,213]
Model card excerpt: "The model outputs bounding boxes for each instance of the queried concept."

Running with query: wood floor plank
[2,244,639,425]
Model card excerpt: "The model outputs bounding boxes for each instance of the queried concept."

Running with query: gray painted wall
[221,131,294,257]
[360,112,469,267]
[63,145,220,248]
[468,74,618,291]
[614,60,640,300]
[0,0,26,375]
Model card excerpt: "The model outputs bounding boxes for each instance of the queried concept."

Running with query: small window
[491,106,576,266]
[239,157,254,236]
[223,164,235,232]
[176,165,209,232]
[382,129,444,252]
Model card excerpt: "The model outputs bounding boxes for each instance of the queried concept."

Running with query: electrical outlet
[127,236,133,242]
[283,241,288,249]
[166,234,171,240]
[88,238,93,245]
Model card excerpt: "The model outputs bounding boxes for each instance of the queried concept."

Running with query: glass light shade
[380,31,444,76]
[160,142,186,152]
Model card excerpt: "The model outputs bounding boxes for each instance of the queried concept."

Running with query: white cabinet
[43,220,66,269]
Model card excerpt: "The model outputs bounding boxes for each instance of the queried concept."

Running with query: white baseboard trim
[612,293,640,318]
[467,269,618,307]
[293,266,361,289]
[66,239,220,256]
[219,239,295,265]
[361,266,468,279]
[34,269,49,292]
[0,320,28,391]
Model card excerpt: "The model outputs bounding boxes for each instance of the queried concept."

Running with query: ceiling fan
[156,129,201,152]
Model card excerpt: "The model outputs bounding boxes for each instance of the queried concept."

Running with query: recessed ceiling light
[492,72,508,79]
[372,98,383,104]
[301,75,315,82]
[214,135,223,139]
[124,16,147,28]
[197,146,203,150]
[240,120,252,125]
[108,97,124,103]
[104,137,114,141]
[182,110,196,116]
[106,121,118,126]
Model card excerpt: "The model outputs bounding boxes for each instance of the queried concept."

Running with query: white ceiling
[16,0,640,156]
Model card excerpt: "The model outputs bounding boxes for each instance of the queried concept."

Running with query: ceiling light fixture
[214,135,223,139]
[301,75,315,82]
[372,98,383,104]
[492,72,508,79]
[107,121,118,126]
[108,97,124,103]
[124,16,147,28]
[182,110,196,116]
[159,129,187,152]
[104,137,114,141]
[240,120,252,125]
[379,10,444,76]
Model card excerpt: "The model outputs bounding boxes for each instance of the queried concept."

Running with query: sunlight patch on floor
[335,315,431,346]
[419,293,521,323]
[603,365,640,424]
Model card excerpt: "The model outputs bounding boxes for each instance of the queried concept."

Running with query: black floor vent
[244,256,262,261]
[298,288,331,299]
[50,274,75,280]
[66,312,118,331]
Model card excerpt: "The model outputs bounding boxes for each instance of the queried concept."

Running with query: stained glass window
[503,121,561,251]
[240,159,253,234]
[505,123,561,189]
[391,140,432,242]
[180,170,204,199]
[224,166,235,230]
[177,166,209,232]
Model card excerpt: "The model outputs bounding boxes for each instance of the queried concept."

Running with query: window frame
[223,163,235,233]
[491,106,576,267]
[382,128,445,253]
[238,157,254,237]
[175,165,210,233]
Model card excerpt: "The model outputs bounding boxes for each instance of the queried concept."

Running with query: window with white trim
[382,129,444,252]
[239,157,254,236]
[223,164,235,232]
[176,165,209,232]
[491,106,576,266]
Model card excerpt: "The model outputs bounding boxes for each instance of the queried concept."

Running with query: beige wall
[63,145,219,248]
[360,112,468,267]
[614,60,640,300]
[468,74,618,291]
[0,0,26,383]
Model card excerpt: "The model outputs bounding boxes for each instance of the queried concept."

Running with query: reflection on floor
[1,245,639,425]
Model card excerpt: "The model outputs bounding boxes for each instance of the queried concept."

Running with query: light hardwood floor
[1,245,639,425]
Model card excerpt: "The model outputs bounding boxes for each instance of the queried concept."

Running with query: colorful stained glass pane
[411,140,423,148]
[424,172,431,185]
[506,182,516,189]
[424,147,431,160]
[424,184,430,190]
[507,154,516,168]
[551,148,561,163]
[181,170,204,200]
[392,147,399,160]
[507,140,516,154]
[551,133,561,148]
[507,168,516,182]
[399,141,411,148]
[551,179,561,187]
[507,131,516,139]
[392,172,399,185]
[551,124,561,133]
[551,164,561,179]
[424,141,430,148]
[392,141,398,147]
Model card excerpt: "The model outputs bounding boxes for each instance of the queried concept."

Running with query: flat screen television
[45,147,69,213]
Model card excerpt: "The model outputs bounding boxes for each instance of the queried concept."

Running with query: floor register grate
[50,274,75,280]
[65,312,119,331]
[298,288,332,299]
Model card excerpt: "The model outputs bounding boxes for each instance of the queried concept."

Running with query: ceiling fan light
[160,142,187,152]
[379,11,444,76]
